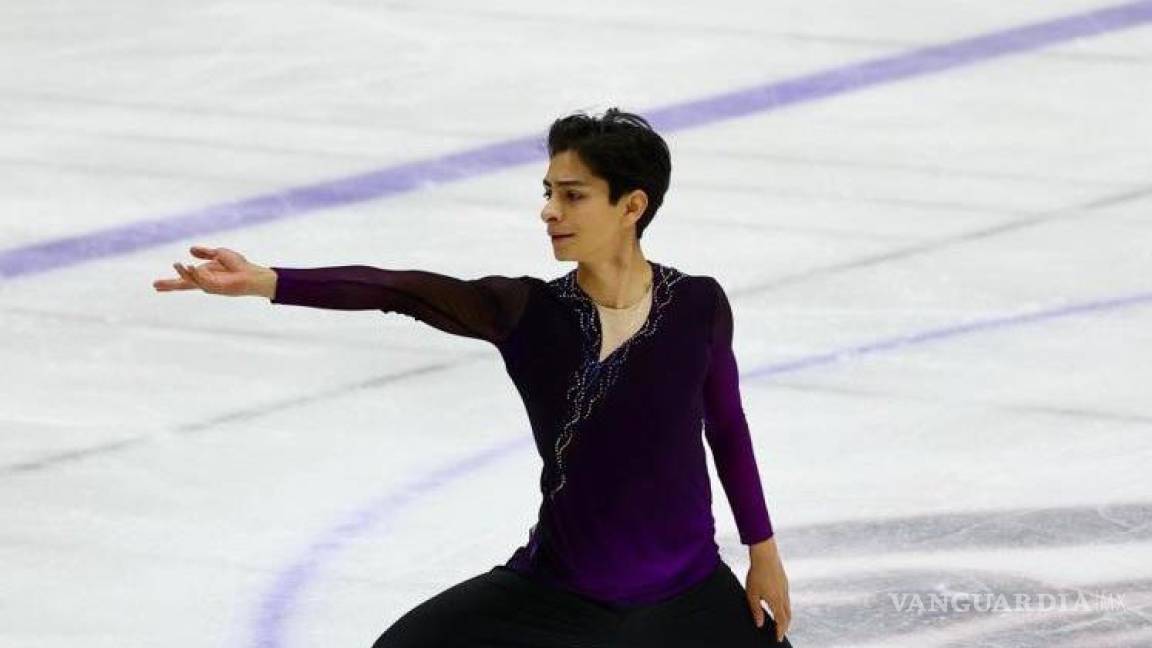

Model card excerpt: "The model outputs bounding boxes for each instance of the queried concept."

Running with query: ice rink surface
[2,1,1151,646]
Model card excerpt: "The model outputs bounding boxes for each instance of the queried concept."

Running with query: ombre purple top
[269,259,774,606]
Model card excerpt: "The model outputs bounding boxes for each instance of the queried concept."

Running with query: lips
[550,233,574,241]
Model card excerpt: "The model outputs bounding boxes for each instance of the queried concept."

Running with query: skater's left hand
[747,537,791,642]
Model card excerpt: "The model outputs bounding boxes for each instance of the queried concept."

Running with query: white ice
[1,1,1150,647]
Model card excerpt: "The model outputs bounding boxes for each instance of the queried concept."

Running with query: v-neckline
[571,260,661,369]
[593,287,652,363]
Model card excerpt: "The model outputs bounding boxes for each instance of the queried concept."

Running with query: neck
[575,245,653,309]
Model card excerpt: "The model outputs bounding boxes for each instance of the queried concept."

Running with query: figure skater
[153,108,793,647]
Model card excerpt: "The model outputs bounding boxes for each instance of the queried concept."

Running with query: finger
[185,263,211,290]
[187,262,224,294]
[152,276,196,291]
[190,246,217,258]
[769,598,790,642]
[174,263,202,289]
[748,594,764,628]
[214,251,244,272]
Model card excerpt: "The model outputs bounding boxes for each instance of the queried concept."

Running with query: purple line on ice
[745,291,1152,377]
[249,436,526,648]
[4,0,1152,280]
[644,0,1152,130]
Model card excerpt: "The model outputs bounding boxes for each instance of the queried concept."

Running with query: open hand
[152,245,275,298]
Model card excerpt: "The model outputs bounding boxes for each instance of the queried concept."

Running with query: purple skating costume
[269,260,774,606]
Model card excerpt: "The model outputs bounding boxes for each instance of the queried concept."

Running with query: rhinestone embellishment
[546,262,686,499]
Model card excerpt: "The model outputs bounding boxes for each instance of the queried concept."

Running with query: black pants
[372,559,793,647]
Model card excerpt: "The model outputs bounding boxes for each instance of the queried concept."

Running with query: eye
[541,190,582,201]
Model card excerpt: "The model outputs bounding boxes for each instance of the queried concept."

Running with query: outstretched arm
[269,265,531,345]
[153,246,530,345]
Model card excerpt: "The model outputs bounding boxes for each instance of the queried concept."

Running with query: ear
[623,188,648,226]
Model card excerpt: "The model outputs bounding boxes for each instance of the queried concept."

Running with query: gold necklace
[592,281,652,311]
[577,268,654,310]
[594,281,653,350]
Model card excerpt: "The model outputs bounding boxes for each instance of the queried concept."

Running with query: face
[540,150,647,262]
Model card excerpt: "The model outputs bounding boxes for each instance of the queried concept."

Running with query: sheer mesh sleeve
[268,265,531,345]
[702,276,775,544]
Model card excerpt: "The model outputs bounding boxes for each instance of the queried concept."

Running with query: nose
[540,197,560,223]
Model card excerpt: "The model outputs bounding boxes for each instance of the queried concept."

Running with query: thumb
[212,247,248,271]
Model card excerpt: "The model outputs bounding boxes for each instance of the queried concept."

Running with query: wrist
[749,535,777,558]
[254,266,278,299]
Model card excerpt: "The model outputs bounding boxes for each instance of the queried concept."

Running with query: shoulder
[471,273,549,292]
[673,270,724,304]
[657,268,726,327]
[686,273,734,326]
[477,274,555,312]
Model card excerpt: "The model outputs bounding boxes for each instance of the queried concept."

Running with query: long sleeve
[702,277,774,544]
[268,265,531,345]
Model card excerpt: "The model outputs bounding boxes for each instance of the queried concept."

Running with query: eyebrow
[542,179,588,187]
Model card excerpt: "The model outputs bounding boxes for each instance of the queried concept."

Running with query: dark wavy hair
[546,107,671,240]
